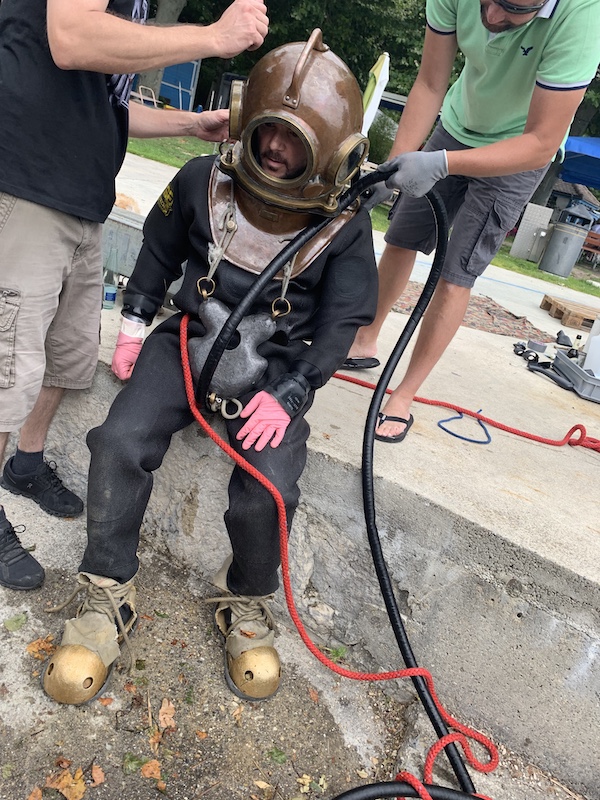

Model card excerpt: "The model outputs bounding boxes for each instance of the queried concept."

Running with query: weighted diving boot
[43,572,137,705]
[207,557,280,701]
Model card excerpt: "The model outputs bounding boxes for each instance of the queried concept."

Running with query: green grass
[490,242,600,298]
[370,204,390,233]
[127,136,216,168]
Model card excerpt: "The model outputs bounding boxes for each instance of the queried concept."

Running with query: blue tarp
[560,136,600,189]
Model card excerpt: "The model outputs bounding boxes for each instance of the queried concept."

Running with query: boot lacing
[205,593,277,635]
[46,578,136,669]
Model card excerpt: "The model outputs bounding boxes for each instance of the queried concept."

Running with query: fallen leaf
[159,698,176,730]
[26,635,56,660]
[141,759,162,780]
[149,726,162,755]
[123,680,137,694]
[89,764,105,787]
[55,757,72,769]
[157,780,167,792]
[254,780,271,790]
[45,767,86,800]
[97,696,113,706]
[297,774,312,793]
[232,704,243,726]
[141,613,154,620]
[2,764,13,779]
[356,769,369,779]
[3,612,27,632]
[195,730,208,740]
[27,789,42,800]
[308,687,319,704]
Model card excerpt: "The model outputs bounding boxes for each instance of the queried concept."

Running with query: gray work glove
[360,182,394,213]
[379,149,449,198]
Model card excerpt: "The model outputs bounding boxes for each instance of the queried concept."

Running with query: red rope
[395,771,434,800]
[334,372,600,451]
[179,314,499,792]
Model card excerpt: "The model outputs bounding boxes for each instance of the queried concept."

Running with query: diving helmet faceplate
[219,29,369,215]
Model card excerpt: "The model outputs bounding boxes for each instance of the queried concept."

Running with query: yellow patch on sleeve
[158,183,174,216]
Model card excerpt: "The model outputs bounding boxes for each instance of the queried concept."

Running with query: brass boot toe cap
[227,645,281,700]
[43,644,109,705]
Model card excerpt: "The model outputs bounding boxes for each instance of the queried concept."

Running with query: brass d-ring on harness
[271,254,296,319]
[206,393,244,419]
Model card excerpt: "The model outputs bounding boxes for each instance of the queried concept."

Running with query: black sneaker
[0,518,45,590]
[1,458,84,518]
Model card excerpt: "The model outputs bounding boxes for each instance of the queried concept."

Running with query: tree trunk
[530,99,599,206]
[136,0,188,102]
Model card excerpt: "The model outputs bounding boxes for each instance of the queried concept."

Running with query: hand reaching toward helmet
[379,150,449,198]
[360,182,394,213]
[188,109,230,142]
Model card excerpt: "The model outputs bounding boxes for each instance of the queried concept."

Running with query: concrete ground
[1,153,599,800]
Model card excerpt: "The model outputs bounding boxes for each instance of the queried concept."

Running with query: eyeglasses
[491,0,549,13]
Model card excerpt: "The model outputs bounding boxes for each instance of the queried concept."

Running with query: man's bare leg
[347,244,418,360]
[0,432,10,474]
[1,385,64,512]
[1,384,82,519]
[16,385,65,453]
[376,280,471,439]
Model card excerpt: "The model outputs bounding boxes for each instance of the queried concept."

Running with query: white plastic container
[583,332,600,377]
[583,315,600,354]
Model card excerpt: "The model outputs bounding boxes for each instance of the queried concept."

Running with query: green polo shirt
[426,0,600,148]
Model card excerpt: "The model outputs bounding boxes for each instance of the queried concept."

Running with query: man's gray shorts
[385,123,550,288]
[0,194,102,430]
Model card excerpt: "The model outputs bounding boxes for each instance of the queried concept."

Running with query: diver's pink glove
[111,318,146,380]
[237,391,291,451]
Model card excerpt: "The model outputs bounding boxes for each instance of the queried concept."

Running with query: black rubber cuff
[121,293,157,325]
[265,372,311,417]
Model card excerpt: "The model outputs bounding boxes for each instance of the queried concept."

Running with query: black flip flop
[374,412,414,443]
[342,357,380,370]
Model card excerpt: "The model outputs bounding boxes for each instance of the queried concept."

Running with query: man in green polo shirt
[346,0,600,443]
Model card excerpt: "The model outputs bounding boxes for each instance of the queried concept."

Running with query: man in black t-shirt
[0,0,268,593]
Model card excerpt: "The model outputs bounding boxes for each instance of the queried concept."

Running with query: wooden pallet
[540,294,600,330]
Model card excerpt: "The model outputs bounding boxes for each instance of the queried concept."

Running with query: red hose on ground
[334,372,600,451]
[179,315,498,795]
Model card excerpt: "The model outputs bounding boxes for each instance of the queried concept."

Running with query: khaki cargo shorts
[0,193,102,430]
[385,123,550,288]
